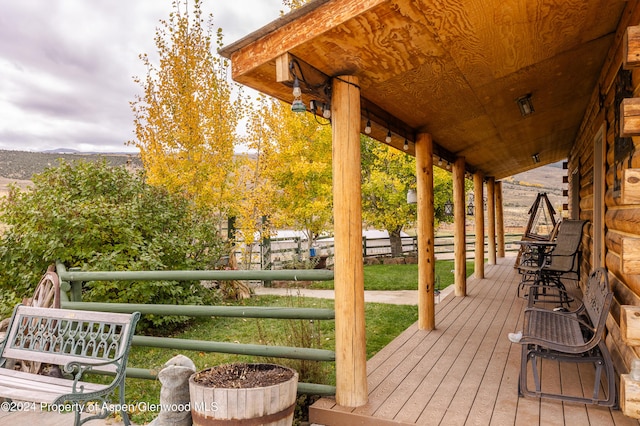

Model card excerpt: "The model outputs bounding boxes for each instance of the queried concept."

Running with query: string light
[364,109,372,134]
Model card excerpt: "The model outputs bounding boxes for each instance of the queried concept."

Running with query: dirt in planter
[192,363,295,389]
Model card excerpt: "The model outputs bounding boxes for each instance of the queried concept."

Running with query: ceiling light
[516,94,535,117]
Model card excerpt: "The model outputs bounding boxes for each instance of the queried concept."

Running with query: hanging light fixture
[291,75,306,113]
[403,139,409,151]
[385,129,392,143]
[407,189,417,204]
[292,76,302,98]
[466,192,475,216]
[291,99,306,113]
[444,200,454,217]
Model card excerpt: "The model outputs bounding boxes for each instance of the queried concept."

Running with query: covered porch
[310,256,639,426]
[218,0,632,410]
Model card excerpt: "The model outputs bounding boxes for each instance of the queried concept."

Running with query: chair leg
[599,340,618,408]
[518,344,617,407]
[519,344,528,397]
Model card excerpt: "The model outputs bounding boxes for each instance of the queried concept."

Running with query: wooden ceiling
[219,0,627,179]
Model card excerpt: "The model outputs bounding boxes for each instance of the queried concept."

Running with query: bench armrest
[64,352,128,394]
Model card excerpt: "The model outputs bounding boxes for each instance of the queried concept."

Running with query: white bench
[0,305,140,425]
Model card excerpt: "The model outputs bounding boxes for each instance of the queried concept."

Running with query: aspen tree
[130,0,245,232]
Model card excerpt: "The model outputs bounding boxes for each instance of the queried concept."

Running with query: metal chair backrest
[547,219,585,272]
[583,268,612,338]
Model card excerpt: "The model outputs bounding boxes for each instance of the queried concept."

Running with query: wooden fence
[237,233,524,269]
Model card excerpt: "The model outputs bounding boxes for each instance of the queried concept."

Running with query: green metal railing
[56,261,337,395]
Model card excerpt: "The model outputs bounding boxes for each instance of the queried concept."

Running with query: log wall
[570,0,640,378]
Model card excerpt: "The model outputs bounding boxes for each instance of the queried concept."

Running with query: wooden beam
[620,98,640,137]
[496,181,505,258]
[331,75,367,407]
[416,133,435,330]
[487,177,497,265]
[453,157,466,297]
[221,0,385,78]
[275,53,292,83]
[474,172,485,279]
[624,25,640,69]
[622,168,640,204]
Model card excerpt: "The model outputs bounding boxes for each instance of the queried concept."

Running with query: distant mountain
[41,148,82,154]
[40,148,138,155]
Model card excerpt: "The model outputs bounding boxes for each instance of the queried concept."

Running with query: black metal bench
[518,267,616,406]
[0,305,140,425]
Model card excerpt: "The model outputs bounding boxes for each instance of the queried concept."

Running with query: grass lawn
[309,259,475,290]
[122,294,417,424]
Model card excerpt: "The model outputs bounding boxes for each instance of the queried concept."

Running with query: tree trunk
[389,229,403,257]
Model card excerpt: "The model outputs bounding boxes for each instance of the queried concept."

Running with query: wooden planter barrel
[189,363,298,426]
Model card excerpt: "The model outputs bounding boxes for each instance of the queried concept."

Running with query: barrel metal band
[191,401,296,425]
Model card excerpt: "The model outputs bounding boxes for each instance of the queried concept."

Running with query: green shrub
[0,160,226,330]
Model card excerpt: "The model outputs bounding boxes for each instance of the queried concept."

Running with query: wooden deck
[310,256,640,426]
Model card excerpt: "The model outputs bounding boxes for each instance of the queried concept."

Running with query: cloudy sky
[0,0,285,153]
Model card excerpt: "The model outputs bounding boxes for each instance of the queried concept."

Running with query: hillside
[502,162,565,232]
[0,150,141,180]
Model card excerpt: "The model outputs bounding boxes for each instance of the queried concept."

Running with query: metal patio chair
[518,268,616,407]
[517,219,586,305]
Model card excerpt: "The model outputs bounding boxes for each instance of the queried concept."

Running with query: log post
[453,157,467,296]
[487,177,497,265]
[474,172,485,279]
[416,133,435,330]
[496,181,505,258]
[331,75,367,407]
